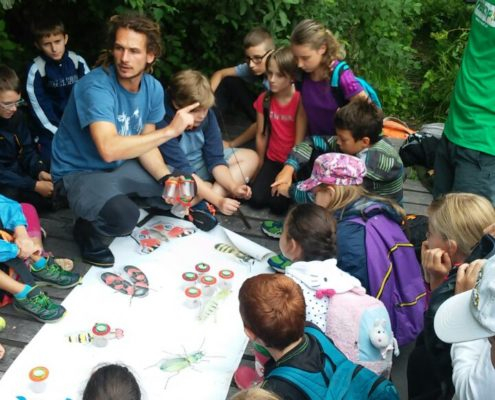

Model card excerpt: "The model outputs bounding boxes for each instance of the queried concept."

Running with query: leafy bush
[0,0,474,123]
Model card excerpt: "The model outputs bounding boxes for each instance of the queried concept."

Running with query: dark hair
[239,274,305,350]
[83,364,141,400]
[31,17,66,42]
[266,46,297,80]
[0,64,20,93]
[334,99,384,144]
[243,27,274,50]
[96,13,162,72]
[285,204,337,261]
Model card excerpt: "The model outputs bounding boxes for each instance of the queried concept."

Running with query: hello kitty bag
[286,259,399,377]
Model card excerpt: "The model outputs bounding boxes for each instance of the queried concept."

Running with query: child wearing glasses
[26,17,89,165]
[210,27,274,148]
[0,65,54,211]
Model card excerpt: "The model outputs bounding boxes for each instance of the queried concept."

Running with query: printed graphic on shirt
[46,75,79,88]
[475,0,495,28]
[117,109,143,136]
[269,110,295,122]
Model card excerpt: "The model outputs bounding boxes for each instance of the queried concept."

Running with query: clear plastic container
[200,275,217,297]
[29,366,49,393]
[181,271,199,289]
[184,286,202,308]
[218,269,234,289]
[195,262,211,275]
[92,323,111,348]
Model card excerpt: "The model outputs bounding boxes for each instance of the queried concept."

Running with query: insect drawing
[198,288,231,322]
[147,339,222,389]
[214,243,255,266]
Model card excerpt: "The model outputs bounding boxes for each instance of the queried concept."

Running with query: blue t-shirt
[235,63,270,90]
[51,66,165,181]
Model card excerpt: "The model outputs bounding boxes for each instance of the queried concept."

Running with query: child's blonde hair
[318,184,405,219]
[168,69,215,109]
[230,386,282,400]
[290,19,345,77]
[266,46,297,80]
[428,193,495,257]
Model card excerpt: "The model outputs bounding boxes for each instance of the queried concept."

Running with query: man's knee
[96,195,139,236]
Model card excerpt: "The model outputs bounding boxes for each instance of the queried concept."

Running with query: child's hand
[15,236,41,259]
[232,184,252,200]
[38,171,52,182]
[34,180,54,198]
[484,223,495,237]
[218,198,240,215]
[168,103,200,137]
[421,242,452,290]
[271,167,293,196]
[271,183,290,198]
[455,259,486,294]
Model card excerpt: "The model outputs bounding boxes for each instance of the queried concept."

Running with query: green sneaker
[268,253,292,273]
[261,220,283,239]
[13,287,66,323]
[31,257,81,289]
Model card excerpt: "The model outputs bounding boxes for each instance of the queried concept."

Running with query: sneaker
[261,220,283,239]
[267,253,292,273]
[31,258,81,289]
[13,287,66,323]
[189,201,218,232]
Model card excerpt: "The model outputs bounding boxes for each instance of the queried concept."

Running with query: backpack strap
[262,91,272,138]
[329,61,349,107]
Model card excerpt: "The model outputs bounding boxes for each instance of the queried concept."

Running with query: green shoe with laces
[13,287,66,323]
[268,253,292,273]
[261,220,283,239]
[31,257,81,289]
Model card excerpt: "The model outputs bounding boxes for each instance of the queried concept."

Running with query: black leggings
[249,158,291,215]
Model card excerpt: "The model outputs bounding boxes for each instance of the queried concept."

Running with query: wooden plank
[0,344,23,373]
[0,311,43,345]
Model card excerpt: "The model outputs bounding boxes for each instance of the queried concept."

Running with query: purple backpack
[349,206,427,346]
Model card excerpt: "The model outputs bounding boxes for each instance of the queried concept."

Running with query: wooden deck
[0,114,432,398]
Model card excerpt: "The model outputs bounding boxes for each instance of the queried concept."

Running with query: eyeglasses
[245,50,272,65]
[0,98,25,111]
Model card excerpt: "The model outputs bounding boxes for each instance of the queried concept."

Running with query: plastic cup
[29,366,49,393]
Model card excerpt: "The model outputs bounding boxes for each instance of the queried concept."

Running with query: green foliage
[0,0,473,123]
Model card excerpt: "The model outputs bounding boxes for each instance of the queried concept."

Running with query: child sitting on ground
[296,153,425,347]
[407,193,495,400]
[238,273,399,399]
[211,27,274,148]
[26,17,89,164]
[158,69,259,216]
[0,64,53,212]
[83,364,141,400]
[0,194,80,322]
[238,204,396,388]
[249,47,306,215]
[271,99,404,205]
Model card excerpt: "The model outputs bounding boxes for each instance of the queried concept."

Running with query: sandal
[100,273,135,296]
[123,265,149,297]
